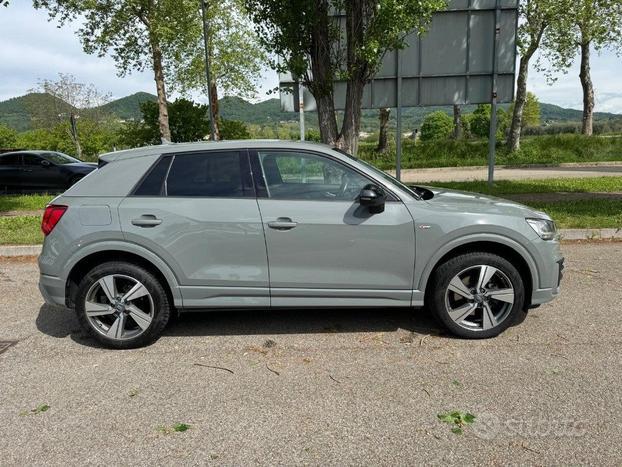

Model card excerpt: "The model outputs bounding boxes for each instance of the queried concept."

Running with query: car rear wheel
[75,261,171,349]
[428,252,525,339]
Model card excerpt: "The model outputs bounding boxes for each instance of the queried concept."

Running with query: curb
[1,229,621,257]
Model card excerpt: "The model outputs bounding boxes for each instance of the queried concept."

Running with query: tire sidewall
[75,262,170,349]
[431,252,526,339]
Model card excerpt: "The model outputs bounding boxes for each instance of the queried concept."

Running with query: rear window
[0,153,21,165]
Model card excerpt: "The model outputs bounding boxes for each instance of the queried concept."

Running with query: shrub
[420,111,453,141]
[219,119,251,140]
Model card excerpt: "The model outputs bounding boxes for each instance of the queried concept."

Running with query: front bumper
[39,274,66,307]
[531,258,564,305]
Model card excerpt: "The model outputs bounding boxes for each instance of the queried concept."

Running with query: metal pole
[299,82,305,141]
[487,0,501,187]
[396,49,402,181]
[200,0,217,141]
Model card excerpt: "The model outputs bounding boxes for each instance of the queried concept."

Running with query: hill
[1,91,620,133]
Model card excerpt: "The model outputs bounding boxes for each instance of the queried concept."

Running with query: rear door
[251,149,416,308]
[22,153,65,189]
[0,153,23,190]
[118,150,270,308]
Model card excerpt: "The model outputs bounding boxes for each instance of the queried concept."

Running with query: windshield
[332,148,420,199]
[41,152,81,165]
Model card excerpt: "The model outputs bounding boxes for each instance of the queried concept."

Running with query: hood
[422,186,551,220]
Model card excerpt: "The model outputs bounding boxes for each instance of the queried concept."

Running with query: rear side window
[166,152,251,198]
[133,156,172,196]
[0,153,21,165]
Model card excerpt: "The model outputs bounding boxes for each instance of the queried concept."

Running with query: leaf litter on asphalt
[437,411,476,435]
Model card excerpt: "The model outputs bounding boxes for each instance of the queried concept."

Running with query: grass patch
[359,134,622,169]
[0,216,43,245]
[528,200,622,229]
[0,194,54,213]
[424,176,622,195]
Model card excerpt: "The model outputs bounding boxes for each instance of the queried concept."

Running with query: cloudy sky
[1,2,621,113]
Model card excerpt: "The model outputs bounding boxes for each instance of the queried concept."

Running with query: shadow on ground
[36,304,446,348]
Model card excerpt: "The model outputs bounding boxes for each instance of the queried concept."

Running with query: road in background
[1,244,621,464]
[396,163,622,183]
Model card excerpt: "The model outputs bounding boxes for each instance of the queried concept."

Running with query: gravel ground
[0,244,621,465]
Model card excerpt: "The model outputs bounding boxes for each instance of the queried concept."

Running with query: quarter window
[257,151,370,201]
[0,153,21,166]
[133,156,172,196]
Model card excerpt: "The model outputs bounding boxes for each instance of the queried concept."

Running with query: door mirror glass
[359,184,387,213]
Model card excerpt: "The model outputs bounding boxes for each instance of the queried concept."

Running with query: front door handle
[267,217,298,231]
[131,215,162,227]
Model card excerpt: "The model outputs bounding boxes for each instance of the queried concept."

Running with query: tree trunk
[209,81,220,140]
[507,55,530,151]
[69,112,82,159]
[339,79,364,155]
[579,41,594,136]
[452,104,462,139]
[307,0,339,146]
[150,38,172,142]
[376,108,390,153]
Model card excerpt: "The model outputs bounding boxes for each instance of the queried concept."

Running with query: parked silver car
[38,141,564,348]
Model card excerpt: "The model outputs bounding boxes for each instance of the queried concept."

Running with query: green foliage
[437,411,476,435]
[509,92,541,128]
[420,111,453,141]
[0,217,43,245]
[219,119,251,140]
[0,195,54,213]
[469,105,510,139]
[98,92,158,121]
[305,128,321,142]
[0,124,18,148]
[121,99,211,146]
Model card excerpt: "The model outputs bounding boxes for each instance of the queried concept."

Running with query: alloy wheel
[444,265,515,332]
[84,274,155,341]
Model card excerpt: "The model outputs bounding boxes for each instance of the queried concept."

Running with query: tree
[245,0,445,154]
[0,125,18,148]
[28,73,111,158]
[420,111,453,141]
[469,105,509,140]
[121,99,211,147]
[545,0,622,136]
[509,91,541,128]
[219,119,251,140]
[34,0,200,142]
[171,0,266,139]
[507,0,567,151]
[376,108,391,153]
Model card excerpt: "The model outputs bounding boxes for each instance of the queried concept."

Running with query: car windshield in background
[42,152,81,165]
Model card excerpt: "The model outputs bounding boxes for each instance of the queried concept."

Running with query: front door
[252,149,416,308]
[119,150,269,308]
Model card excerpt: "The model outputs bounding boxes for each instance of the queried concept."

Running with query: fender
[415,232,540,304]
[62,240,184,307]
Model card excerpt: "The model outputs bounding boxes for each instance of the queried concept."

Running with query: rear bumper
[39,274,66,307]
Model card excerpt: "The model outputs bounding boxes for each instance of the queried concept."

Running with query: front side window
[41,152,80,165]
[23,154,44,166]
[257,151,370,201]
[166,152,249,198]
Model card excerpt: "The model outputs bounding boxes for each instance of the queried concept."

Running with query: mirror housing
[41,160,51,167]
[359,184,387,213]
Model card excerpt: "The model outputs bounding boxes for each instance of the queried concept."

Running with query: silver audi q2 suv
[38,141,564,348]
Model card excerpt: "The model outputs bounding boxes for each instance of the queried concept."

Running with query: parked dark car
[0,151,96,192]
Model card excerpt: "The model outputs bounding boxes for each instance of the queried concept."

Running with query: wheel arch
[420,237,537,308]
[64,246,182,309]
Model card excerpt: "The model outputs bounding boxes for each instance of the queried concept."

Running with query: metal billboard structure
[280,0,519,184]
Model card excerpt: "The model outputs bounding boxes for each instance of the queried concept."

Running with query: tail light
[41,205,68,236]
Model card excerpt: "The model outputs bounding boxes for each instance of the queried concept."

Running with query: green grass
[424,176,622,195]
[359,134,622,169]
[529,200,622,229]
[0,216,43,245]
[0,194,54,213]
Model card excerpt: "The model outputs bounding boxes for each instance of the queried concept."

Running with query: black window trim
[130,149,255,199]
[248,148,401,203]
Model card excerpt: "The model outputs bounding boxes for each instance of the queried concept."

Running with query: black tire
[428,252,525,339]
[75,261,171,349]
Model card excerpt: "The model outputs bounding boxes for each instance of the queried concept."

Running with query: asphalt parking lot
[0,243,621,465]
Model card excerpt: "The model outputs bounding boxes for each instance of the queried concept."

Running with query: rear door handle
[267,217,298,231]
[131,215,162,227]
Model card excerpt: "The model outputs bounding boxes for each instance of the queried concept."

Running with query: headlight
[526,218,557,240]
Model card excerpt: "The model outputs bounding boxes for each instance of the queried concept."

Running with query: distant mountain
[1,91,620,133]
[97,92,158,121]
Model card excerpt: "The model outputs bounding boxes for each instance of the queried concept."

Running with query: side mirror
[41,160,51,167]
[359,184,387,213]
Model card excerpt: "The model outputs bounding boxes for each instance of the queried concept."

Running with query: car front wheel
[429,252,525,339]
[75,261,171,349]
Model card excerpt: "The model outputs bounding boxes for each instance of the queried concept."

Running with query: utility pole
[200,0,217,141]
[299,82,305,141]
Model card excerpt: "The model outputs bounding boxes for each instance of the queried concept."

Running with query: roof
[99,140,338,162]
